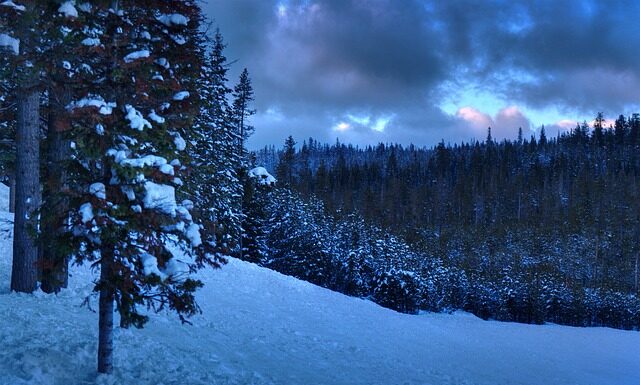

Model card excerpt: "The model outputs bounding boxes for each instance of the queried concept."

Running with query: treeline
[242,182,640,330]
[250,115,640,329]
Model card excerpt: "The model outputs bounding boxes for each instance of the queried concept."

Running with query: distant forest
[245,113,640,329]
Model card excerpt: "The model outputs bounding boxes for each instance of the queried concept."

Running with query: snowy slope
[0,188,639,385]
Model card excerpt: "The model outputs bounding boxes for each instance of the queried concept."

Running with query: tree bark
[9,173,15,213]
[40,86,71,293]
[11,90,40,293]
[97,253,114,374]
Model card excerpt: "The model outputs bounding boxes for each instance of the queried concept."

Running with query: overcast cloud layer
[205,0,640,148]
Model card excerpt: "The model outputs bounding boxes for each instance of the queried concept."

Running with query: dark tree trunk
[97,253,114,374]
[11,90,41,293]
[9,173,15,213]
[41,87,71,293]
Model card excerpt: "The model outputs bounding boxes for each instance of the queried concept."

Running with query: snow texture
[173,134,186,151]
[1,1,25,11]
[143,181,176,216]
[156,14,189,27]
[0,33,19,55]
[89,183,106,200]
[172,91,190,101]
[148,110,165,124]
[79,202,93,223]
[0,185,638,385]
[125,105,152,131]
[249,167,277,185]
[67,97,116,115]
[81,37,101,46]
[124,50,150,63]
[58,1,78,18]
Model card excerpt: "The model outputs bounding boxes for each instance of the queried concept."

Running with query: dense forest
[246,116,640,329]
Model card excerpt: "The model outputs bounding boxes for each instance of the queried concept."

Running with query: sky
[204,0,640,149]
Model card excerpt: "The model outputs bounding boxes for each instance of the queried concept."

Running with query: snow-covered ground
[0,183,638,385]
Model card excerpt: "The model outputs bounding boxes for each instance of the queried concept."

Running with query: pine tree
[231,68,255,162]
[1,0,43,293]
[190,29,242,257]
[276,135,296,185]
[51,1,221,373]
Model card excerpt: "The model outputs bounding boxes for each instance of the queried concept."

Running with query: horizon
[205,0,640,149]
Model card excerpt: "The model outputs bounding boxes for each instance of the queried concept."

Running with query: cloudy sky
[204,0,640,148]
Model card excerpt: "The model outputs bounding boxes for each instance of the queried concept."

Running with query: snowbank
[0,185,638,385]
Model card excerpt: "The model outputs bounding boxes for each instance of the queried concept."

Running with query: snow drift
[0,182,638,385]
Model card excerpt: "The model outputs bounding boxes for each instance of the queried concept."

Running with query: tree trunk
[40,87,71,293]
[11,90,41,293]
[97,253,114,374]
[9,173,15,213]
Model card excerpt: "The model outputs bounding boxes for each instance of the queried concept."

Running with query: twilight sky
[204,0,640,148]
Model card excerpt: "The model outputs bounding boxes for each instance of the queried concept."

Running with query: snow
[81,37,101,46]
[79,202,93,223]
[0,33,19,55]
[155,57,170,69]
[1,1,26,11]
[67,97,116,115]
[118,154,167,169]
[140,253,164,278]
[58,1,78,18]
[89,183,106,200]
[185,223,201,247]
[125,105,152,131]
[156,14,189,27]
[249,166,277,185]
[143,181,176,216]
[173,134,186,151]
[148,110,165,124]
[172,91,190,101]
[0,186,639,385]
[159,164,174,175]
[124,50,150,63]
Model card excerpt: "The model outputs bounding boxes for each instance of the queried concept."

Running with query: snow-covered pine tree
[50,1,221,373]
[190,29,242,257]
[240,166,276,264]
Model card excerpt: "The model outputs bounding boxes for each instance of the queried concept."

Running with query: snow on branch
[0,1,26,12]
[0,34,19,55]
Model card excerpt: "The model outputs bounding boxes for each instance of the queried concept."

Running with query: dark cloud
[204,0,640,148]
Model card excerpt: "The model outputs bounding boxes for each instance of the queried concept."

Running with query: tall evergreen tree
[51,1,221,373]
[190,29,242,257]
[231,68,255,162]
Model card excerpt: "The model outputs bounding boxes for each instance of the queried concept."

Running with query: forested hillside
[251,117,640,329]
